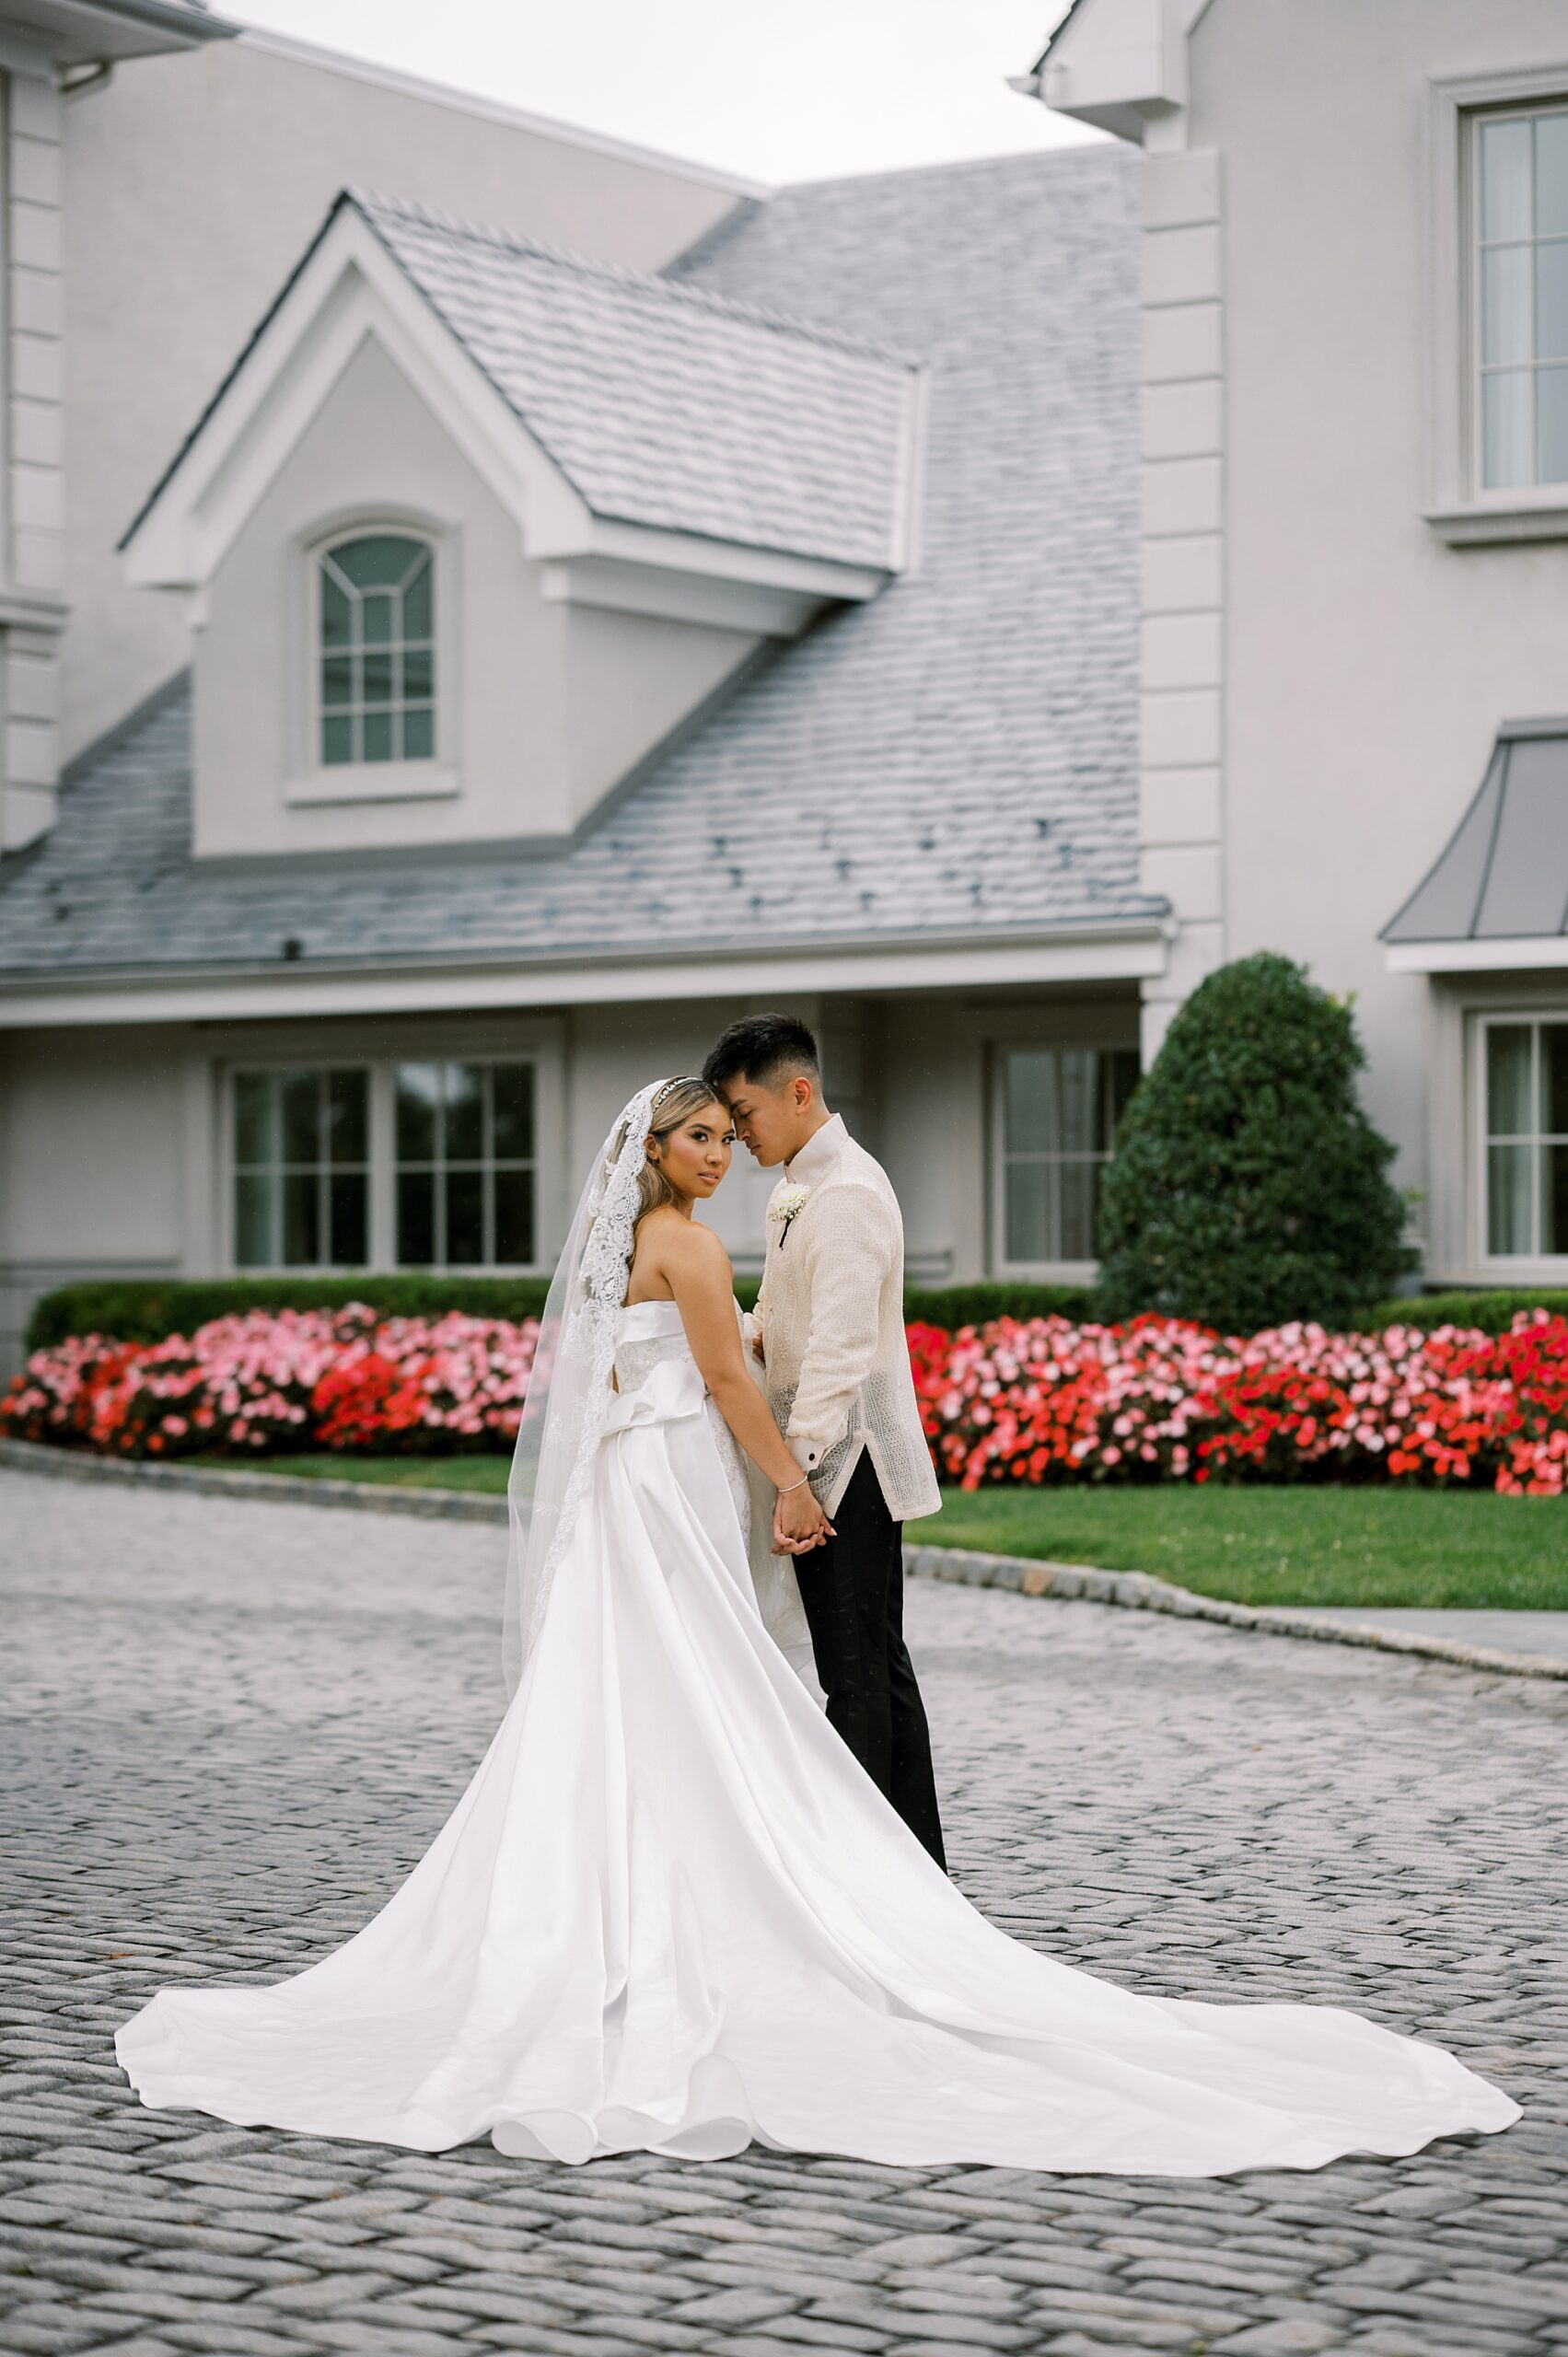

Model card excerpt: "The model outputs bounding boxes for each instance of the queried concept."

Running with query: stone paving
[3,1463,1566,2357]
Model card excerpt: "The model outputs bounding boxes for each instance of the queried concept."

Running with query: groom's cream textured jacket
[757,1115,940,1522]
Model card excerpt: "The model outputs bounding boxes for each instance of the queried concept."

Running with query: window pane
[233,1071,274,1167]
[401,706,435,761]
[1487,1025,1533,1133]
[492,1063,535,1159]
[1106,1049,1141,1141]
[1542,1023,1568,1134]
[1059,1159,1098,1260]
[235,1173,274,1268]
[363,710,394,763]
[1481,117,1533,243]
[402,645,434,701]
[1542,1143,1568,1255]
[282,1171,320,1265]
[1483,368,1533,487]
[320,571,352,650]
[1538,242,1568,360]
[1537,111,1568,238]
[362,593,394,647]
[446,1168,484,1265]
[1487,1143,1532,1254]
[1003,1051,1058,1156]
[326,1070,366,1164]
[1057,1050,1097,1155]
[1482,243,1533,366]
[321,655,354,708]
[1538,365,1568,485]
[1005,1161,1052,1264]
[280,1069,319,1163]
[445,1063,483,1161]
[321,714,354,766]
[403,556,433,641]
[397,1169,435,1264]
[334,534,423,592]
[395,1063,440,1160]
[494,1167,535,1264]
[330,1172,368,1266]
[361,649,394,704]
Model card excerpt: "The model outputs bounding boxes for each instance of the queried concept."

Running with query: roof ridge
[346,186,922,373]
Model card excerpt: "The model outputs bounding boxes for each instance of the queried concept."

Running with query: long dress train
[116,1300,1519,2173]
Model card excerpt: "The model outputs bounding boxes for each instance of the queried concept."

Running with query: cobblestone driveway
[4,1466,1566,2357]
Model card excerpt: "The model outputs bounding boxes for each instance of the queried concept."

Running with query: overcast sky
[227,0,1094,185]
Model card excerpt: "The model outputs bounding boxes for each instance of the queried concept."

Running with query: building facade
[1021,0,1568,1290]
[0,32,1156,1369]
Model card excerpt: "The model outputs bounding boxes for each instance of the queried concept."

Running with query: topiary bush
[1094,951,1413,1332]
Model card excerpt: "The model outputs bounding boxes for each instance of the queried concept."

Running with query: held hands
[772,1476,833,1557]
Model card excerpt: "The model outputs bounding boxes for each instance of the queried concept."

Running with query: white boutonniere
[771,1185,809,1248]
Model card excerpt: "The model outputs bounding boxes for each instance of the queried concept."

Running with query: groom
[703,1014,947,1870]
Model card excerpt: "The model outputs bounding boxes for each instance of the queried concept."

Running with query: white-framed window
[1475,106,1568,492]
[232,1066,371,1269]
[1481,1014,1568,1259]
[226,1057,539,1271]
[1428,71,1568,540]
[993,1044,1140,1273]
[393,1060,537,1269]
[285,516,458,807]
[319,530,436,767]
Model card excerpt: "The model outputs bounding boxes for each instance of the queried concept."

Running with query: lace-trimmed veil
[502,1079,675,1692]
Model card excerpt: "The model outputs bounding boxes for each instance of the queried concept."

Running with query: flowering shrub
[3,1305,1564,1494]
[912,1310,1568,1498]
[0,1306,537,1460]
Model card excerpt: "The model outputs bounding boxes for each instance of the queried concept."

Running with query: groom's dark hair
[703,1012,820,1095]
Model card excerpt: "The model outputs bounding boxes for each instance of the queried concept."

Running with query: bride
[117,1076,1518,2172]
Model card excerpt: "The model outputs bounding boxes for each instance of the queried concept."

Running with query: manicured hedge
[25,1275,1095,1353]
[1363,1290,1568,1335]
[25,1278,560,1351]
[26,1275,1568,1355]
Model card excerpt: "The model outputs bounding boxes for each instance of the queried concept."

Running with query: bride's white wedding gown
[117,1300,1518,2172]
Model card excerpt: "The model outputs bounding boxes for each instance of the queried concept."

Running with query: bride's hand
[772,1482,832,1556]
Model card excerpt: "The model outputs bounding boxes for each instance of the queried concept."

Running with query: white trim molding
[1387,937,1568,974]
[0,921,1171,1031]
[1424,64,1568,545]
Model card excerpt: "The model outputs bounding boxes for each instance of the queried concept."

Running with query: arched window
[319,531,435,766]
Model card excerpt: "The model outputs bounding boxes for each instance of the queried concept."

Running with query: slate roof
[125,189,917,574]
[0,145,1161,985]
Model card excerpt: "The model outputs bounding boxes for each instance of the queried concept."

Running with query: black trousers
[793,1452,947,1870]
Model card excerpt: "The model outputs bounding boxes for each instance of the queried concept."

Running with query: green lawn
[234,1456,1566,1610]
[247,1453,513,1495]
[906,1485,1566,1610]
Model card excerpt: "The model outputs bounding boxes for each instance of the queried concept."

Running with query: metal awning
[1382,717,1568,971]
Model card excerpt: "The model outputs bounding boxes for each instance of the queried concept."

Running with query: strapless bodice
[612,1298,751,1539]
[614,1298,694,1396]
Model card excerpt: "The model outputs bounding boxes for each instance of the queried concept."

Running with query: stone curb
[5,1434,1564,1684]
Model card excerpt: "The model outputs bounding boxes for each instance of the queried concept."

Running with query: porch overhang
[0,918,1170,1029]
[1380,717,1568,975]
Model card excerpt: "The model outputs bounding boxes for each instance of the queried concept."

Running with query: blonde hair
[635,1077,724,1226]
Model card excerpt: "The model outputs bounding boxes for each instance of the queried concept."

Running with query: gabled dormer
[122,189,924,864]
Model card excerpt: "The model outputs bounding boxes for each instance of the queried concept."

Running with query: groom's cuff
[786,1432,823,1471]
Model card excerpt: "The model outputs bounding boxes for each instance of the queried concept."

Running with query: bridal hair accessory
[503,1078,676,1691]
